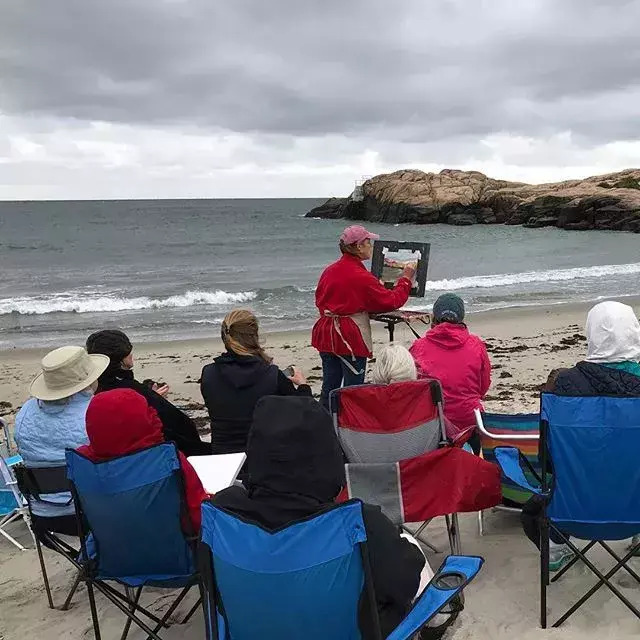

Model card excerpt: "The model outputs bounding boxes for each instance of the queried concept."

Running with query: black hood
[214,351,273,389]
[247,395,345,502]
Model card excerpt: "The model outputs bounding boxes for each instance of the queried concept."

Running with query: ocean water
[0,198,639,349]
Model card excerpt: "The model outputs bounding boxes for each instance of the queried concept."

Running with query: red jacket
[410,323,491,431]
[312,254,411,357]
[78,389,208,532]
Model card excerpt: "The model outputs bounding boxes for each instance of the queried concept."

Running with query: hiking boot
[549,543,575,572]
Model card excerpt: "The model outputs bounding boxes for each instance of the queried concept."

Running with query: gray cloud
[1,0,640,198]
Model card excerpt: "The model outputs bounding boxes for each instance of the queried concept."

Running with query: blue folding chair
[199,499,483,639]
[66,443,203,640]
[494,393,640,628]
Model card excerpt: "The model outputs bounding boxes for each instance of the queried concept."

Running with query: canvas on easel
[370,241,430,297]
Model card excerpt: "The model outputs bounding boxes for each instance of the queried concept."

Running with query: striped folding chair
[474,409,540,535]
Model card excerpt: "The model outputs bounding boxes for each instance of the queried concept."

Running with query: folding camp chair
[0,453,34,551]
[14,463,84,610]
[494,393,640,628]
[199,499,484,639]
[474,409,540,535]
[66,443,203,640]
[330,380,460,554]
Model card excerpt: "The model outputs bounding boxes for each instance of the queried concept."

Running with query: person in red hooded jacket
[312,225,416,408]
[410,293,491,452]
[77,388,208,531]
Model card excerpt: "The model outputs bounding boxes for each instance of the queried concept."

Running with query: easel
[371,310,431,342]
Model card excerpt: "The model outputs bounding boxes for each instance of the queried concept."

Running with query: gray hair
[370,344,417,385]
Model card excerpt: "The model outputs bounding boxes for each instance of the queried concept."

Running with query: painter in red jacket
[312,225,415,408]
[410,293,491,451]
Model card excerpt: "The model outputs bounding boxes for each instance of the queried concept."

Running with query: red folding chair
[330,380,472,553]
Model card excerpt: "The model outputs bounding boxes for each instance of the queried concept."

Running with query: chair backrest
[330,380,446,463]
[478,412,539,506]
[542,393,640,540]
[66,443,195,584]
[200,500,370,640]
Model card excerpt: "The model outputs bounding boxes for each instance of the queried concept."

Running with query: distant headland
[306,169,640,232]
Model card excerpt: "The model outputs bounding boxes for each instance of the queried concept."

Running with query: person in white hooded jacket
[524,300,640,571]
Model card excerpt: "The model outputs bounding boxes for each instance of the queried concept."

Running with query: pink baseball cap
[339,225,380,245]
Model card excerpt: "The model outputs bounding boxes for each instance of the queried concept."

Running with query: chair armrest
[386,555,484,640]
[493,447,542,494]
[474,409,540,441]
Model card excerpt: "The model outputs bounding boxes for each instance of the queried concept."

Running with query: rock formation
[306,169,640,232]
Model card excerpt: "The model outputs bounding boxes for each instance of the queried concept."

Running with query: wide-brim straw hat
[30,346,110,401]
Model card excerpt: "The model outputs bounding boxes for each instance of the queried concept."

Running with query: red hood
[423,323,470,349]
[79,388,164,461]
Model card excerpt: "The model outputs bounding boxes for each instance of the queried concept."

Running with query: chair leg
[445,513,462,555]
[412,520,440,554]
[540,518,549,629]
[121,586,143,640]
[413,521,429,539]
[0,512,27,551]
[60,569,83,611]
[34,535,55,609]
[477,510,484,537]
[145,584,192,640]
[24,510,38,548]
[181,596,202,625]
[551,536,640,628]
[86,581,102,640]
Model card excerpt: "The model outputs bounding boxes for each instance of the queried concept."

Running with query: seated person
[370,344,417,385]
[77,388,207,532]
[410,293,491,451]
[523,300,640,569]
[86,329,210,456]
[200,309,311,455]
[14,346,109,539]
[212,395,428,639]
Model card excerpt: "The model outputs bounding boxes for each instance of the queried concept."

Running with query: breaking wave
[0,290,257,316]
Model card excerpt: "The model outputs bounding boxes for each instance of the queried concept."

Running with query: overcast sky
[2,0,640,199]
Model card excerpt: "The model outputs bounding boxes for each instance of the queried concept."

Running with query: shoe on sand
[549,544,575,572]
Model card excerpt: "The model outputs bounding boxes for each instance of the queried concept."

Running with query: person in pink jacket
[410,293,491,452]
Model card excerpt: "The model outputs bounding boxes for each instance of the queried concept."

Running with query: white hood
[585,301,640,364]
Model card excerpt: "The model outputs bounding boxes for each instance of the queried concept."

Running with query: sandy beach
[2,300,640,639]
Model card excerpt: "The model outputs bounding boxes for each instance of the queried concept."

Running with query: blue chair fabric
[493,393,640,628]
[200,499,483,640]
[66,443,201,640]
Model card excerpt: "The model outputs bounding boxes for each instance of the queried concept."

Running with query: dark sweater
[200,352,312,454]
[96,369,210,456]
[551,361,640,396]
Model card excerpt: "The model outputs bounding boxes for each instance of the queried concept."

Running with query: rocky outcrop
[306,169,640,232]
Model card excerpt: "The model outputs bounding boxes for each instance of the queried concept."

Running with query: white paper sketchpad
[187,453,246,494]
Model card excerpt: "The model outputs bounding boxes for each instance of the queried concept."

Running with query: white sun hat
[29,346,110,401]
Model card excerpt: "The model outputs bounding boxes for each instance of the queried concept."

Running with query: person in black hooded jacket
[200,310,311,455]
[86,329,210,456]
[212,395,426,639]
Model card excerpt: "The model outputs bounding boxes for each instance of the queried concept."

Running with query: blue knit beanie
[433,293,465,324]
